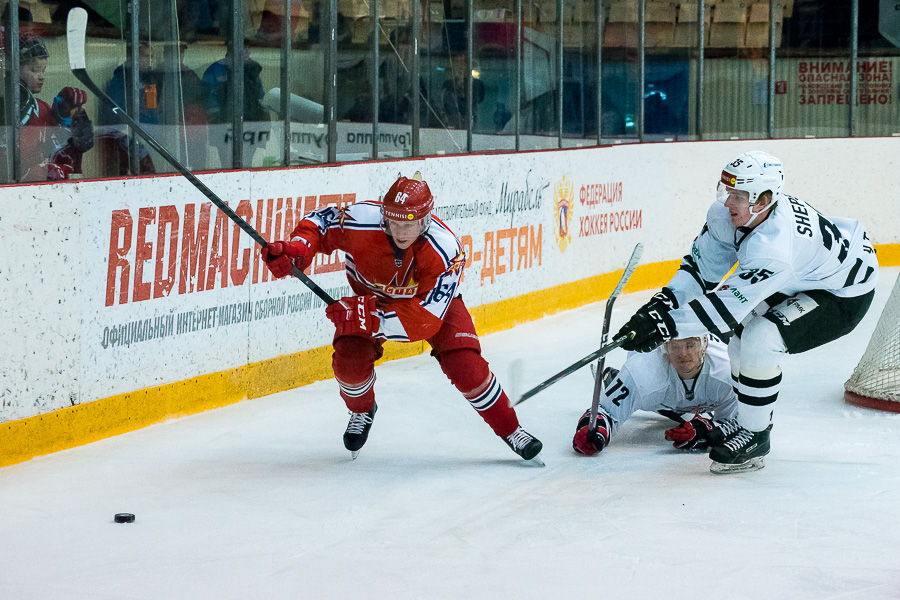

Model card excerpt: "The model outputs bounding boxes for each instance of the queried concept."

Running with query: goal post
[844,273,900,412]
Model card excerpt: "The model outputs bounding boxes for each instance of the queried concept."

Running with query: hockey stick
[66,8,335,306]
[512,334,632,406]
[588,243,644,430]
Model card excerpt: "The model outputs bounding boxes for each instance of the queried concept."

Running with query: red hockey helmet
[382,175,434,224]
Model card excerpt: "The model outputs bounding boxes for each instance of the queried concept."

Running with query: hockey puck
[114,513,135,523]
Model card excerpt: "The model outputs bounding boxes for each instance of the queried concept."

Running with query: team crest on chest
[373,259,418,297]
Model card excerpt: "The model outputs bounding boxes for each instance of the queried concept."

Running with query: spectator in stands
[378,25,431,126]
[174,42,209,125]
[101,41,163,126]
[203,44,268,124]
[203,43,269,167]
[18,32,94,182]
[96,41,160,177]
[440,53,485,130]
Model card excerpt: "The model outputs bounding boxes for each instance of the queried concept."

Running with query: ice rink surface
[3,269,899,600]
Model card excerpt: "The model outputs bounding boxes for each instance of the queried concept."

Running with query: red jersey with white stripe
[290,201,466,343]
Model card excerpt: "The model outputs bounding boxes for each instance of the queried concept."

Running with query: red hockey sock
[437,349,520,437]
[332,336,378,413]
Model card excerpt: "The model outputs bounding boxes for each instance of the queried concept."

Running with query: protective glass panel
[243,0,292,168]
[853,0,899,137]
[642,0,691,142]
[561,0,601,148]
[335,0,376,161]
[519,0,560,149]
[703,0,768,140]
[290,0,328,165]
[67,1,234,176]
[421,0,468,156]
[17,4,103,182]
[469,0,516,151]
[367,0,415,159]
[773,0,852,138]
[601,0,638,142]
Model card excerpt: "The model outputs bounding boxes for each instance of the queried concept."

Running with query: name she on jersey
[103,195,356,307]
[788,196,814,237]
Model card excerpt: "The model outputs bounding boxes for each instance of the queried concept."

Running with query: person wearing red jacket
[18,32,94,182]
[261,174,544,464]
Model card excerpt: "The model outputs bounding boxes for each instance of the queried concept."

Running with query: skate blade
[526,453,546,467]
[350,450,360,460]
[710,456,765,474]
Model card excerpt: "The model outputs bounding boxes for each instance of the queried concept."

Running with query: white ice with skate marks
[1,268,899,600]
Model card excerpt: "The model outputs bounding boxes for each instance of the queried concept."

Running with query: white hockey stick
[588,243,644,430]
[65,8,335,305]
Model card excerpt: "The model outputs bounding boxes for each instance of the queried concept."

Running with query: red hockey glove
[52,87,88,125]
[326,296,379,338]
[572,409,612,456]
[261,240,307,279]
[664,415,714,450]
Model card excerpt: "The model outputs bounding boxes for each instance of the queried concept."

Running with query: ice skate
[504,426,545,466]
[709,424,772,474]
[344,402,377,459]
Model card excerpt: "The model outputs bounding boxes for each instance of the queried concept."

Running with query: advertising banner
[3,137,898,423]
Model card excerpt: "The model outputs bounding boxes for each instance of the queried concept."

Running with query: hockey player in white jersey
[616,150,878,473]
[572,335,738,456]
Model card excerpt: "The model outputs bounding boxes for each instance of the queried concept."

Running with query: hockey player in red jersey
[261,174,544,463]
[614,151,878,473]
[17,32,94,181]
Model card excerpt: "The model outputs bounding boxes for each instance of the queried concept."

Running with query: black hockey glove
[70,108,95,152]
[664,415,714,450]
[618,308,676,353]
[640,287,678,314]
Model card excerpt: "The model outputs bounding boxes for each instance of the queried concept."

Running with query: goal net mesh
[844,273,900,411]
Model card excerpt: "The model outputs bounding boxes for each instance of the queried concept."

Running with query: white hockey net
[844,273,900,412]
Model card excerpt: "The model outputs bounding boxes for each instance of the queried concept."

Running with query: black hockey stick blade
[65,8,334,305]
[589,242,644,430]
[512,333,632,407]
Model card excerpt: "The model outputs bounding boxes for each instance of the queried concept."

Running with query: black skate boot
[343,402,377,460]
[709,424,772,474]
[705,418,741,447]
[504,426,545,466]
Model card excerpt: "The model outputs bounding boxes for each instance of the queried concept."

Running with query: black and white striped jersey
[601,339,737,435]
[665,196,878,341]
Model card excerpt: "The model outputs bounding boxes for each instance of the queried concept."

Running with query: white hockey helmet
[716,151,784,205]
